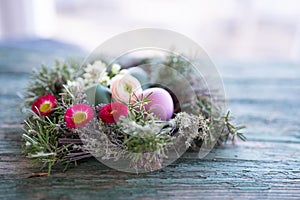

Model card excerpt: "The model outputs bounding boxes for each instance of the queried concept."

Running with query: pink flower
[99,102,128,123]
[64,104,94,129]
[31,94,57,116]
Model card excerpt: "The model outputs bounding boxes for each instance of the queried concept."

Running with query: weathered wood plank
[1,127,300,199]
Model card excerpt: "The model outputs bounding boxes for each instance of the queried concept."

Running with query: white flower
[111,64,121,75]
[85,61,107,73]
[110,74,142,103]
[99,73,111,86]
[83,60,107,85]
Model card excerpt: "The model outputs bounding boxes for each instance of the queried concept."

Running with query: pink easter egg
[142,87,174,120]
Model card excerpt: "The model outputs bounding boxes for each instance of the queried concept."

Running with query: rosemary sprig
[22,60,81,108]
[22,111,65,174]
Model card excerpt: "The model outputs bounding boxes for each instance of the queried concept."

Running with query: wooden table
[1,42,300,199]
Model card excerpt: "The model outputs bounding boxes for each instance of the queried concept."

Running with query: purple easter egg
[142,87,174,120]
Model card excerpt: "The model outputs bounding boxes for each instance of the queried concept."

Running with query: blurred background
[0,0,300,62]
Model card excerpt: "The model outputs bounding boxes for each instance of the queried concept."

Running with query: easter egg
[85,85,111,106]
[128,67,149,89]
[95,85,111,105]
[142,87,174,120]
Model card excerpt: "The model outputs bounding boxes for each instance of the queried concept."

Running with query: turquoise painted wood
[0,42,300,199]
